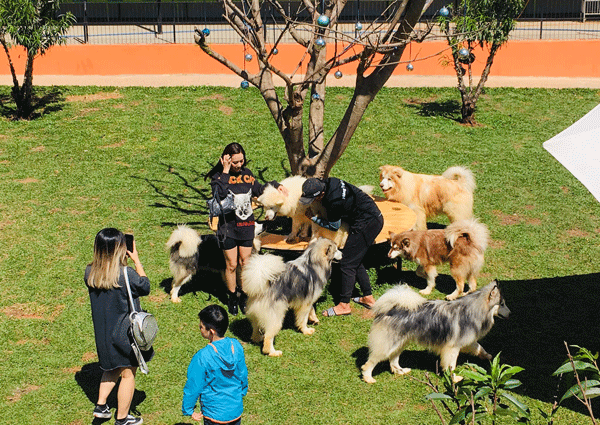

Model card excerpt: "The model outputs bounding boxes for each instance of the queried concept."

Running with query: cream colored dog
[379,165,475,230]
[257,176,349,248]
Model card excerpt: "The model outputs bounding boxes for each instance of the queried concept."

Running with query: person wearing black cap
[300,177,384,317]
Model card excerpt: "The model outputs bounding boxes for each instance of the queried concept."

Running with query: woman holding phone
[205,143,286,315]
[85,228,153,425]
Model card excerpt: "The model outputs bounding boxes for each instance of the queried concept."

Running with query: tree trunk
[16,51,35,119]
[460,97,476,125]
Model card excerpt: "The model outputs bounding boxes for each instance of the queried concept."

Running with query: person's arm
[182,353,206,416]
[310,216,341,231]
[237,342,249,397]
[210,173,230,200]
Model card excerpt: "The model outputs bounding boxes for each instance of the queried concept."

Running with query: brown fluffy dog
[388,219,489,300]
[379,165,475,230]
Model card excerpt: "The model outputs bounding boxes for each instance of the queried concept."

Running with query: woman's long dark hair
[204,142,248,181]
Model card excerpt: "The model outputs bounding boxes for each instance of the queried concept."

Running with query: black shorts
[220,237,254,251]
[204,416,241,425]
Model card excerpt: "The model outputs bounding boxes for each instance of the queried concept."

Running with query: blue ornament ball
[272,48,279,55]
[315,37,326,50]
[439,7,450,17]
[317,15,330,27]
[202,28,210,36]
[406,63,414,71]
[355,21,363,31]
[334,70,343,79]
[458,48,469,58]
[312,93,320,100]
[240,80,249,89]
[245,53,253,62]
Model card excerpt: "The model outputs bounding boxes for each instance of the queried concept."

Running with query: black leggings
[338,214,384,303]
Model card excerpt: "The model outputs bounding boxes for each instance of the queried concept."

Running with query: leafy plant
[549,343,600,424]
[424,353,530,424]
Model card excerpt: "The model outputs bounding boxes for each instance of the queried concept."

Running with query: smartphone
[125,234,134,252]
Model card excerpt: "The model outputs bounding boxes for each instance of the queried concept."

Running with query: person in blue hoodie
[182,304,248,424]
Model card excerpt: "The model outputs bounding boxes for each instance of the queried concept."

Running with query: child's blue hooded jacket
[182,337,248,422]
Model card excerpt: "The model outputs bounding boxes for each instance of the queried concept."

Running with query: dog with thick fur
[388,219,489,300]
[165,224,262,303]
[257,175,349,247]
[379,165,476,230]
[361,281,509,384]
[241,238,342,357]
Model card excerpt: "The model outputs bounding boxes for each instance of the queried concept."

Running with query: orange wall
[1,40,599,78]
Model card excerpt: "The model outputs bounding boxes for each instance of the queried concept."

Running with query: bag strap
[123,266,138,314]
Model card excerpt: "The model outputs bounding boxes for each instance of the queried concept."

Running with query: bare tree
[195,0,432,178]
[438,0,524,125]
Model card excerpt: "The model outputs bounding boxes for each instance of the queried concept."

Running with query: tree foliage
[195,0,432,177]
[0,0,75,119]
[438,0,524,125]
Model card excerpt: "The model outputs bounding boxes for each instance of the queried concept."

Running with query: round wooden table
[259,197,416,251]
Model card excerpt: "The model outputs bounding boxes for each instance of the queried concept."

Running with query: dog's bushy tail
[445,219,489,252]
[241,253,286,298]
[442,166,476,193]
[165,225,201,258]
[372,284,426,317]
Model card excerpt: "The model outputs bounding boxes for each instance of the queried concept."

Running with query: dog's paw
[362,375,376,384]
[446,291,460,301]
[419,288,433,295]
[391,365,411,376]
[301,327,315,335]
[171,296,182,303]
[308,317,319,325]
[285,235,299,244]
[268,350,283,357]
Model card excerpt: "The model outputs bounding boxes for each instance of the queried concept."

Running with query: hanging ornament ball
[312,93,320,100]
[245,53,253,62]
[317,15,330,27]
[240,80,249,89]
[458,48,470,58]
[355,21,363,31]
[315,37,326,50]
[439,7,450,17]
[272,48,279,55]
[334,70,343,79]
[406,63,414,71]
[202,28,210,36]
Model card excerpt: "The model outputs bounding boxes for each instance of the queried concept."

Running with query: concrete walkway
[4,74,600,88]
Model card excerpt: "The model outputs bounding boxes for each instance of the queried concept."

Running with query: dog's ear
[402,238,411,248]
[388,231,395,240]
[487,281,500,302]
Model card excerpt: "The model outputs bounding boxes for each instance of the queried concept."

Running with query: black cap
[299,178,326,204]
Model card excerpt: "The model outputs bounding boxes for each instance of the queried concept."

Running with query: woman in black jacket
[206,143,286,315]
[85,228,151,425]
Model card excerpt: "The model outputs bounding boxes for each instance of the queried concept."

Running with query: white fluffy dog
[257,176,349,248]
[241,238,342,356]
[379,165,476,230]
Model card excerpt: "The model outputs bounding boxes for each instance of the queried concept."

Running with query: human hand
[126,240,140,263]
[191,412,203,422]
[220,154,232,174]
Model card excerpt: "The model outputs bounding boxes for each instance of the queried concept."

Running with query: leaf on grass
[425,393,454,401]
[500,392,530,418]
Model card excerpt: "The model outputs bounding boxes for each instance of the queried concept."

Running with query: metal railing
[59,0,600,44]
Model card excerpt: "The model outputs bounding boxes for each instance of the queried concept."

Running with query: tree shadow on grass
[405,98,462,122]
[0,87,65,120]
[74,362,147,422]
[351,273,600,416]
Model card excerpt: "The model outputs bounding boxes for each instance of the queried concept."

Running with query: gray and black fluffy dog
[241,238,342,357]
[361,281,509,383]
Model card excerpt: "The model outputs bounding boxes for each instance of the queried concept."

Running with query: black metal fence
[59,0,600,44]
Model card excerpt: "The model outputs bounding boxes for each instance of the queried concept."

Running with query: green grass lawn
[0,85,599,424]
